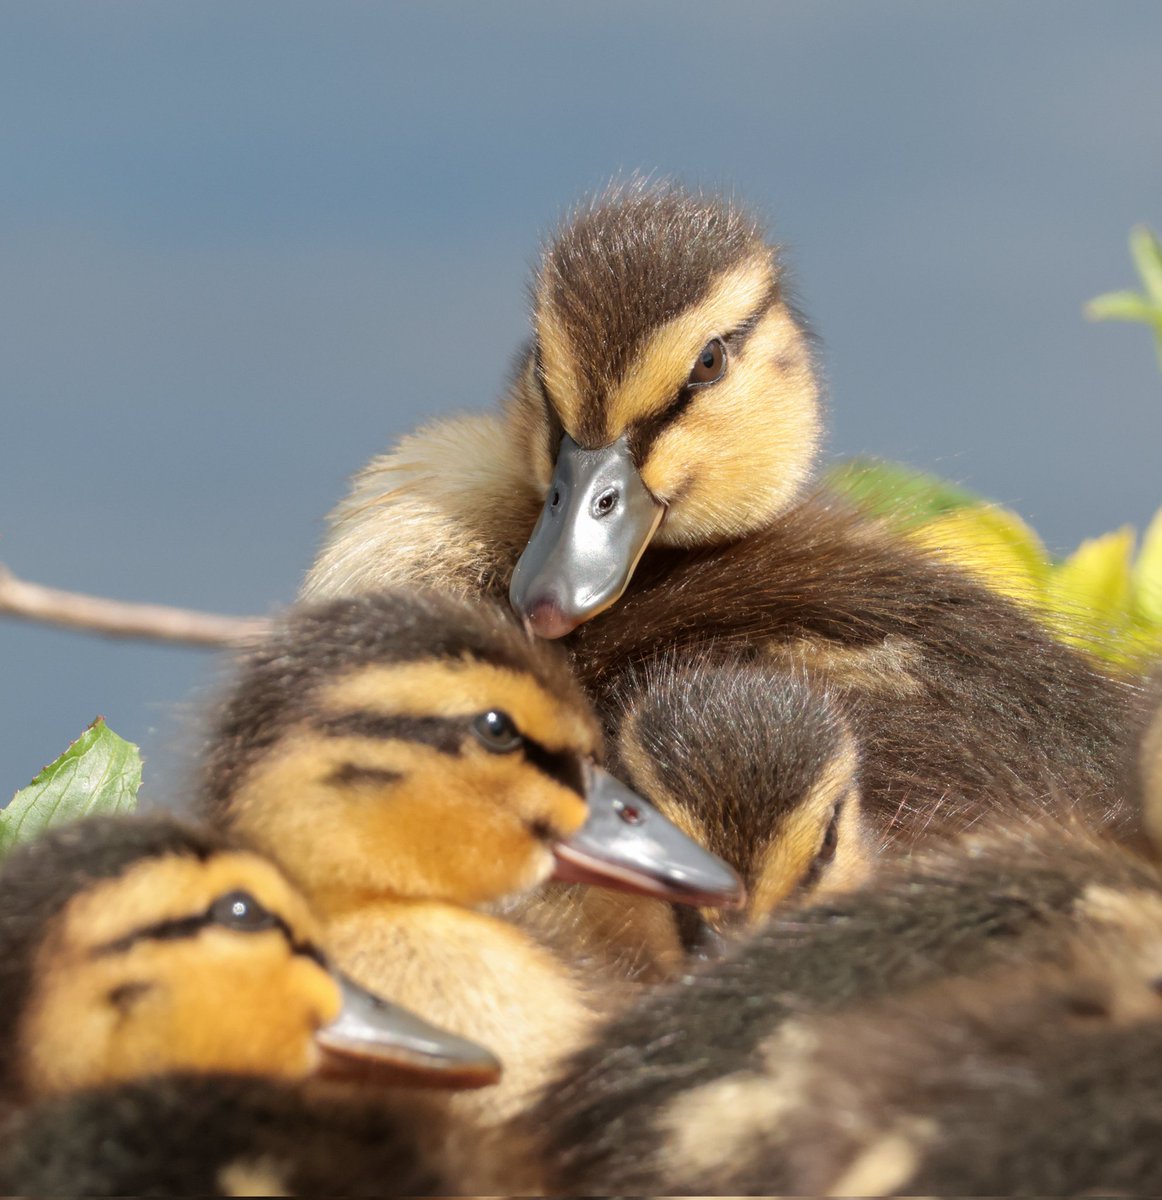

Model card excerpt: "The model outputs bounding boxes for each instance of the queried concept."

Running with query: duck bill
[552,766,746,909]
[316,973,501,1090]
[509,433,665,639]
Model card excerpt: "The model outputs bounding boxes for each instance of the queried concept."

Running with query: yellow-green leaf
[1084,290,1160,324]
[1133,506,1162,625]
[1046,526,1136,649]
[1,719,142,860]
[909,504,1050,608]
[825,456,983,532]
[1129,224,1162,306]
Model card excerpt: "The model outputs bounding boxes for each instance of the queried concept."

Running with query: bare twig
[0,563,270,648]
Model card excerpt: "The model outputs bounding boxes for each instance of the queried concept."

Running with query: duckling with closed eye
[531,684,1162,1196]
[0,813,499,1196]
[199,587,742,1188]
[499,654,869,978]
[303,180,1135,843]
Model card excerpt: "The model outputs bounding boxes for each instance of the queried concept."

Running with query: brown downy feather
[568,487,1136,840]
[529,675,1162,1195]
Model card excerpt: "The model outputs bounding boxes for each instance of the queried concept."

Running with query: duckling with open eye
[0,813,499,1196]
[199,587,742,1187]
[303,181,1135,844]
[531,679,1162,1196]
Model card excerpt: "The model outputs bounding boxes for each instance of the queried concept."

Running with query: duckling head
[0,815,499,1103]
[612,657,869,952]
[203,590,743,918]
[508,181,822,637]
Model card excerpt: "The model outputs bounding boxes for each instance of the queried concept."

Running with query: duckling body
[532,708,1162,1195]
[302,183,1135,858]
[574,492,1134,836]
[0,813,497,1196]
[200,587,740,1190]
[0,1076,439,1197]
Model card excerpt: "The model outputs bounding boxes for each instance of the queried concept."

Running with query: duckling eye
[472,709,522,753]
[818,806,840,865]
[209,890,277,933]
[688,338,726,386]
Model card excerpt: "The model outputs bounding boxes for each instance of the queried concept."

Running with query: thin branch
[0,563,271,648]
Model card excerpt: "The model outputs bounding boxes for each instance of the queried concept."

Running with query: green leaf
[1129,225,1162,307]
[1,719,142,859]
[824,456,984,532]
[909,503,1050,604]
[1133,505,1162,626]
[1084,290,1161,324]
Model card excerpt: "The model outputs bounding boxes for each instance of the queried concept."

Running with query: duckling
[302,181,1135,843]
[0,812,500,1196]
[497,654,869,978]
[199,587,741,1188]
[531,684,1162,1195]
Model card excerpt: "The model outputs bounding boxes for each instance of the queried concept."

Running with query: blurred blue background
[3,1,1161,798]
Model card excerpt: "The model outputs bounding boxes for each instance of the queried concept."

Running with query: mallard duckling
[532,693,1162,1195]
[499,654,869,977]
[199,587,741,1186]
[303,180,1134,840]
[0,812,499,1196]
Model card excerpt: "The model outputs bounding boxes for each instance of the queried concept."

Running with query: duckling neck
[324,897,598,1121]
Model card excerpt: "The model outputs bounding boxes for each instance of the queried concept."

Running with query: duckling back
[532,725,1162,1194]
[572,492,1135,837]
[0,1076,439,1197]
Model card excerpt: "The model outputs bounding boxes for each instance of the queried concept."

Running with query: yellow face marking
[750,735,866,920]
[227,659,601,915]
[315,659,600,760]
[641,301,821,542]
[504,354,558,492]
[56,852,319,954]
[20,853,338,1098]
[534,295,587,435]
[230,732,588,915]
[604,253,774,438]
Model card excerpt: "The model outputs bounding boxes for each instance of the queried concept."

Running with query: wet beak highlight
[509,433,665,638]
[552,766,746,909]
[316,973,502,1090]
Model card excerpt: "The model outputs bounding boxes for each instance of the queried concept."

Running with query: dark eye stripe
[93,907,327,967]
[315,710,584,796]
[94,913,211,955]
[627,283,780,461]
[325,762,406,787]
[315,712,466,755]
[798,798,846,895]
[520,737,586,797]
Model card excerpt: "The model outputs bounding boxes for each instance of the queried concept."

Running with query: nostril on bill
[592,488,619,518]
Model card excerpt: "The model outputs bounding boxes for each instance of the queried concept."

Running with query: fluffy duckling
[0,813,498,1196]
[499,655,869,978]
[199,588,741,1187]
[302,181,1135,843]
[532,692,1162,1195]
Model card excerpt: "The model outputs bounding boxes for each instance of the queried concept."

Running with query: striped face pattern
[510,185,824,547]
[203,592,603,914]
[21,849,338,1097]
